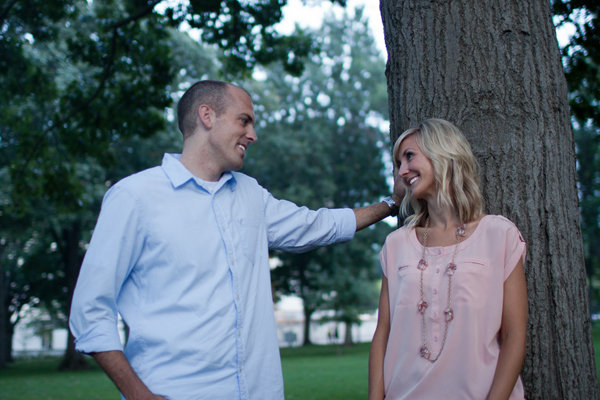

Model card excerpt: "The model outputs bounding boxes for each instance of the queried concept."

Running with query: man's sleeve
[262,189,356,253]
[69,184,144,354]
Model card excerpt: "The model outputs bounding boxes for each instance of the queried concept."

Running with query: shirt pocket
[237,216,262,262]
[391,262,422,307]
[453,257,491,305]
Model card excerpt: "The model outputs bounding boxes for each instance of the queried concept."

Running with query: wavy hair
[392,118,483,228]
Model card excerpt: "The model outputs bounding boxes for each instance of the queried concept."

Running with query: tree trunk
[380,0,598,398]
[0,266,7,369]
[343,322,354,346]
[59,329,89,370]
[302,307,314,346]
[56,221,89,370]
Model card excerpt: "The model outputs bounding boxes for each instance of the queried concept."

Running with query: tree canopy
[242,7,392,344]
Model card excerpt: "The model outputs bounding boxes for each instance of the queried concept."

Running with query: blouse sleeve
[503,221,526,281]
[380,240,389,278]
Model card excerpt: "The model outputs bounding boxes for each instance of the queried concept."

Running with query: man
[69,80,400,400]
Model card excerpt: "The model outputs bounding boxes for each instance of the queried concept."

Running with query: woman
[368,119,528,400]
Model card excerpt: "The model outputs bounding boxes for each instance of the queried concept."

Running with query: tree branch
[0,0,18,25]
[112,0,163,29]
[16,0,164,184]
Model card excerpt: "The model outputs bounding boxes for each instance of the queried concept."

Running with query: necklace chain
[417,219,465,362]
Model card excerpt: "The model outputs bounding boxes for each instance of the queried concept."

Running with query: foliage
[575,124,600,311]
[0,0,343,367]
[553,0,600,312]
[243,7,392,344]
[553,0,600,125]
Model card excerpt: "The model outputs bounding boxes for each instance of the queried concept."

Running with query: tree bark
[380,0,598,398]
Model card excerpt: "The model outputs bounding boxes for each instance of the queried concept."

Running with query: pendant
[447,262,457,276]
[417,258,428,270]
[420,345,431,359]
[444,307,454,322]
[417,300,428,314]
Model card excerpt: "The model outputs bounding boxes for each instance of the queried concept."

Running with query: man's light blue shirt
[69,153,356,400]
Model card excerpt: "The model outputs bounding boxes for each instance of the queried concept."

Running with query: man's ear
[197,104,214,130]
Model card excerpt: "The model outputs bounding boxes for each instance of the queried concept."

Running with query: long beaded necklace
[417,219,466,362]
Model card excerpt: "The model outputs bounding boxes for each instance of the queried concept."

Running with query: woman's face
[396,134,436,201]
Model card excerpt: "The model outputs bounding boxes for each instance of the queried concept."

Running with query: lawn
[1,331,599,400]
[0,343,370,400]
[280,343,370,400]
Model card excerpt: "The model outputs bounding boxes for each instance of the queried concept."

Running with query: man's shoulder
[231,171,263,190]
[110,166,165,194]
[232,171,257,184]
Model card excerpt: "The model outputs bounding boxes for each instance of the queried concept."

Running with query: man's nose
[247,126,257,142]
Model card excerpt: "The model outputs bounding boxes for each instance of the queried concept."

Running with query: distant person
[70,80,401,400]
[368,119,527,399]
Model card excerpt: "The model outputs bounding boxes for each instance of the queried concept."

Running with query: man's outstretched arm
[353,200,397,231]
[354,178,404,231]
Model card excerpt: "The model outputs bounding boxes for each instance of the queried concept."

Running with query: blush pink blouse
[380,215,526,399]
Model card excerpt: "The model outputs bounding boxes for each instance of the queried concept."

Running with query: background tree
[380,0,598,398]
[553,0,600,314]
[575,124,600,313]
[243,8,391,345]
[0,0,336,369]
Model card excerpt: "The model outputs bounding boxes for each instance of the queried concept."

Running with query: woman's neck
[425,201,460,229]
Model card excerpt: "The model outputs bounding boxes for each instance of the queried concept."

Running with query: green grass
[280,343,370,400]
[2,333,600,400]
[0,344,370,400]
[0,356,120,399]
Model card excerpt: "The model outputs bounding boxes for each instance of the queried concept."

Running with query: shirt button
[433,289,438,295]
[436,268,440,273]
[434,336,438,342]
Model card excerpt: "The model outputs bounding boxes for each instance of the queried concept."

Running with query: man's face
[207,86,257,174]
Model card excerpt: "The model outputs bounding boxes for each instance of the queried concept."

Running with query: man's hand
[392,168,405,205]
[92,351,167,400]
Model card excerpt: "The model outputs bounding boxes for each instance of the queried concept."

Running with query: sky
[277,0,386,55]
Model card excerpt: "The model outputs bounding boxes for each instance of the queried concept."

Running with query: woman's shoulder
[478,214,523,237]
[383,225,413,247]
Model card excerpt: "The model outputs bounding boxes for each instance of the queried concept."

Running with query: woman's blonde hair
[392,118,483,228]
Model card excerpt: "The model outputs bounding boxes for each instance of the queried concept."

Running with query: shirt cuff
[73,329,124,355]
[331,208,356,242]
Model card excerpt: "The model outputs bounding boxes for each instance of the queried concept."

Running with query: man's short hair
[177,80,230,138]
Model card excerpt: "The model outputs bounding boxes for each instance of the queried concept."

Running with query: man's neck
[180,145,223,182]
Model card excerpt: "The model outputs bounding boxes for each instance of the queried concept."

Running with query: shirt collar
[161,153,236,191]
